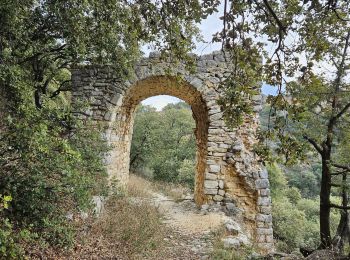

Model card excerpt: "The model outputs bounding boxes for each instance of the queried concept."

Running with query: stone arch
[71,51,274,252]
[110,75,209,204]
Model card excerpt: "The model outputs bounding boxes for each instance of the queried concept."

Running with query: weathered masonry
[71,51,273,252]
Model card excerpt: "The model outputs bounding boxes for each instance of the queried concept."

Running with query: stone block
[259,168,269,179]
[190,78,203,89]
[256,214,272,223]
[257,197,271,206]
[259,188,270,197]
[225,220,241,235]
[205,173,218,180]
[149,51,161,58]
[109,93,121,105]
[255,179,270,189]
[257,235,266,243]
[265,234,274,243]
[226,202,236,212]
[204,188,217,195]
[259,206,272,214]
[209,165,220,173]
[257,228,273,235]
[204,180,219,189]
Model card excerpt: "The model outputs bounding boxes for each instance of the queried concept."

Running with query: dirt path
[48,175,237,260]
[135,184,232,259]
[151,192,229,234]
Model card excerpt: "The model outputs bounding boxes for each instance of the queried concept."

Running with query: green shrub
[131,103,196,188]
[177,159,195,188]
[0,79,109,252]
[272,197,308,251]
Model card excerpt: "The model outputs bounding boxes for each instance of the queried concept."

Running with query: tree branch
[262,0,287,34]
[330,203,350,210]
[331,170,350,176]
[332,163,350,171]
[50,80,71,98]
[303,135,323,154]
[333,102,350,121]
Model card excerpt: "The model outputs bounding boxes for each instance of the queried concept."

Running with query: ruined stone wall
[71,51,273,252]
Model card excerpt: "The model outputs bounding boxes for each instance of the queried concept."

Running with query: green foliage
[178,159,195,189]
[286,165,321,199]
[131,102,196,188]
[0,195,37,259]
[0,76,109,251]
[0,219,25,259]
[268,163,341,252]
[212,0,350,247]
[273,197,310,251]
[0,0,208,255]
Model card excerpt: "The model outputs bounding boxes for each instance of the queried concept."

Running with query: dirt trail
[128,180,229,260]
[151,192,228,235]
[126,175,234,259]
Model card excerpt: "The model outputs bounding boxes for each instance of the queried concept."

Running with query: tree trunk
[332,172,349,253]
[320,153,332,248]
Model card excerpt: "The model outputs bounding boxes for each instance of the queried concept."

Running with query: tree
[206,0,350,250]
[130,103,196,187]
[0,0,208,254]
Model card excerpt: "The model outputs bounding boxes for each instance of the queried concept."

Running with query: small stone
[226,202,236,211]
[92,195,105,216]
[66,212,74,221]
[149,51,161,58]
[222,237,241,249]
[253,105,263,112]
[225,221,241,235]
[80,211,88,220]
[201,204,209,211]
[251,94,262,102]
[218,189,225,196]
[213,195,223,202]
[185,194,193,200]
[237,234,251,246]
[231,143,243,152]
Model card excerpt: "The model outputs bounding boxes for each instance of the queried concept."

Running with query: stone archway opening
[109,76,209,204]
[71,51,274,251]
[130,95,196,186]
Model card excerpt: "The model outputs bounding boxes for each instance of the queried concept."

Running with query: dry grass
[129,173,191,201]
[151,180,191,201]
[35,175,196,259]
[90,196,166,259]
[128,174,153,198]
[44,175,169,259]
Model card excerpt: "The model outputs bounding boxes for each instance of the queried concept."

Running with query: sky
[141,5,278,111]
[142,84,278,111]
